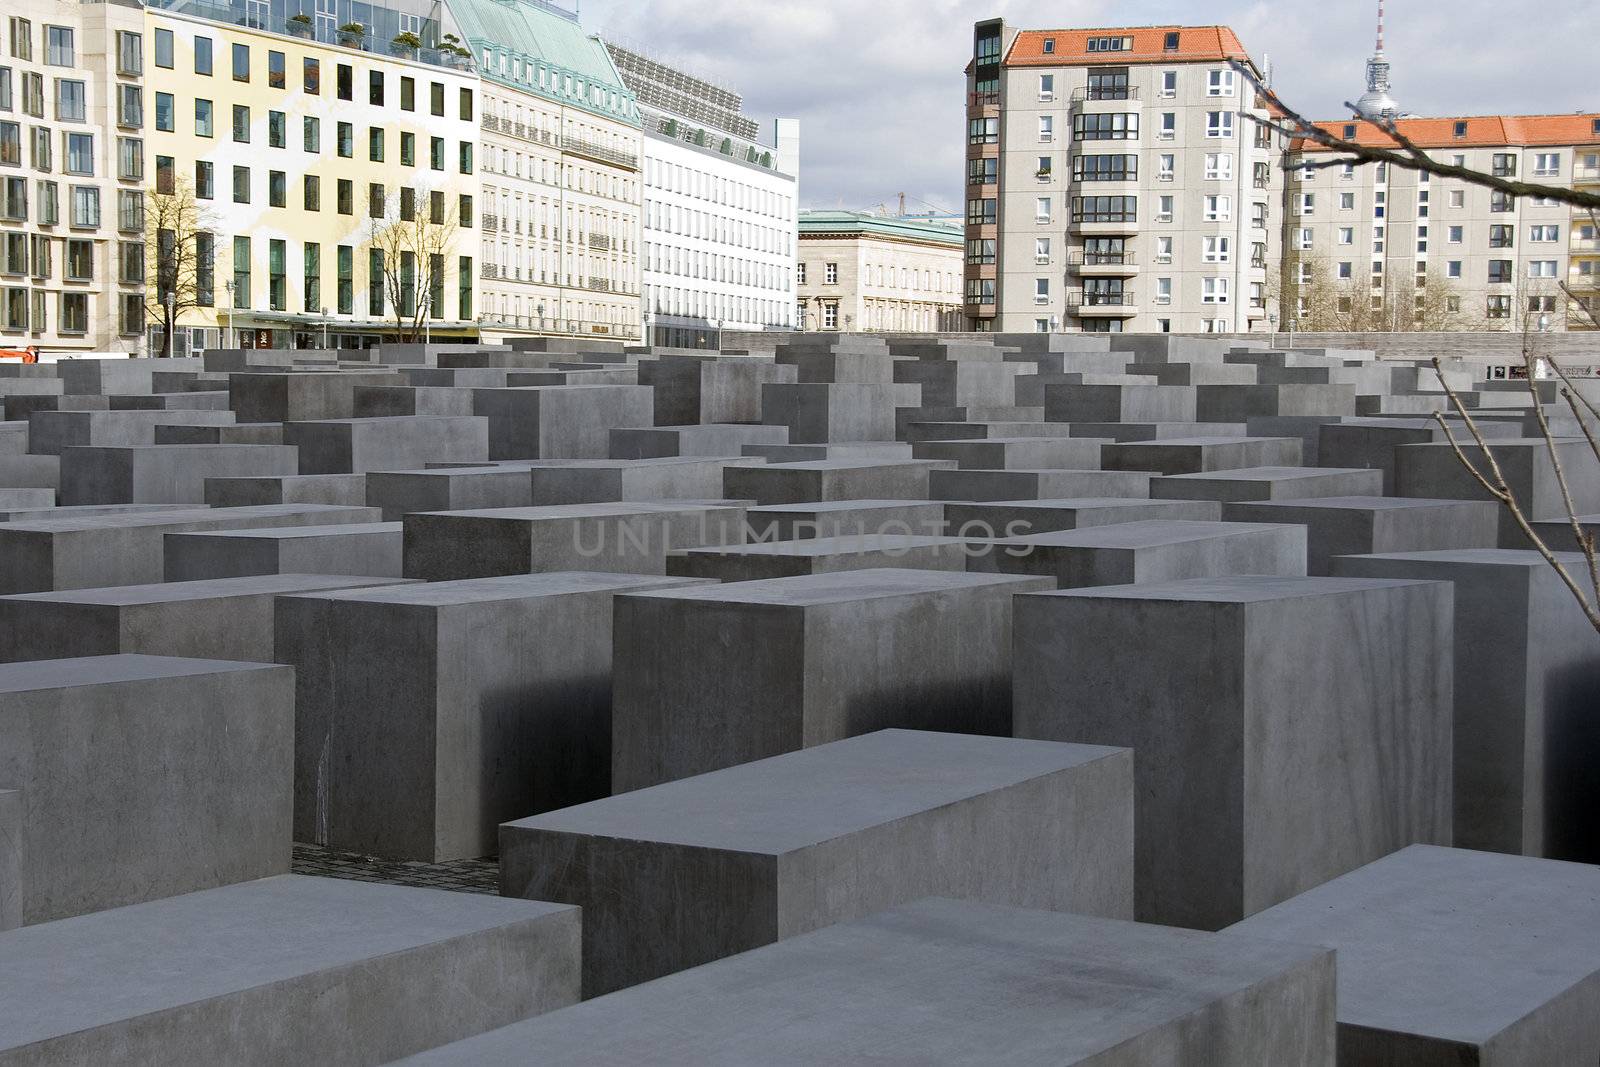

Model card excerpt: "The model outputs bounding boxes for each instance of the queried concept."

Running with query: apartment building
[146,0,480,352]
[455,0,643,344]
[0,0,146,354]
[1286,114,1600,332]
[964,21,1279,334]
[608,42,798,350]
[796,210,962,333]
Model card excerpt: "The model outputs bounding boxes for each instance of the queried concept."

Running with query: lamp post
[164,292,175,358]
[712,317,722,352]
[222,279,235,348]
[423,289,432,345]
[537,302,546,333]
[320,307,329,350]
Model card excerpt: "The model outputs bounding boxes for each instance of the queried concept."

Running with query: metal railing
[1068,250,1138,268]
[560,134,638,171]
[1066,290,1135,309]
[476,312,641,340]
[1070,85,1139,102]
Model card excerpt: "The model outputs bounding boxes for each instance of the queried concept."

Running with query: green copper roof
[799,211,963,247]
[445,0,641,126]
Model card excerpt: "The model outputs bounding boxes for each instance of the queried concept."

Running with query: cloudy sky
[576,0,1595,215]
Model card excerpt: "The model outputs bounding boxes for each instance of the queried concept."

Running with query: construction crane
[0,345,38,363]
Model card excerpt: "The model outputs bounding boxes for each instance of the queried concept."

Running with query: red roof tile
[1005,26,1253,67]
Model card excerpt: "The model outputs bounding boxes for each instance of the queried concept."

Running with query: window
[298,174,318,213]
[232,236,250,307]
[69,185,97,227]
[401,132,415,167]
[268,239,285,310]
[825,262,838,284]
[336,64,351,100]
[968,157,997,184]
[0,121,18,167]
[36,179,54,224]
[1487,295,1511,319]
[1489,224,1514,249]
[1155,277,1172,304]
[1034,237,1050,263]
[1202,236,1231,262]
[64,238,90,279]
[337,245,352,313]
[118,239,142,284]
[304,58,319,94]
[1074,113,1138,140]
[965,239,994,265]
[304,242,320,313]
[368,182,383,219]
[113,136,141,182]
[1038,73,1054,100]
[1073,154,1137,181]
[1490,191,1514,213]
[1296,227,1313,250]
[368,248,383,313]
[1338,226,1354,245]
[194,98,212,137]
[1203,195,1231,222]
[154,27,173,68]
[1204,152,1232,180]
[458,142,472,174]
[1041,37,1055,54]
[399,186,414,222]
[1071,195,1136,223]
[1296,192,1315,215]
[337,122,352,157]
[966,197,996,225]
[1339,192,1355,210]
[194,160,213,199]
[796,262,807,284]
[1530,224,1560,242]
[232,165,249,203]
[1157,195,1174,223]
[430,82,444,116]
[7,18,27,62]
[369,70,383,106]
[1491,153,1516,178]
[1448,188,1465,208]
[458,194,472,227]
[1086,67,1130,100]
[1159,70,1177,97]
[401,77,414,111]
[368,126,383,162]
[44,25,71,67]
[63,133,91,175]
[1534,152,1559,177]
[459,87,472,121]
[268,111,285,149]
[232,43,248,82]
[1529,260,1557,279]
[20,73,40,118]
[267,50,284,89]
[1034,277,1048,304]
[232,105,249,143]
[429,136,444,170]
[194,36,212,75]
[967,117,998,144]
[1159,112,1175,139]
[1453,120,1468,139]
[1038,115,1054,142]
[303,116,319,152]
[1447,260,1462,279]
[1488,260,1512,284]
[1034,196,1050,222]
[1202,277,1229,304]
[1157,153,1175,180]
[55,80,83,122]
[1206,69,1235,96]
[1337,261,1353,279]
[268,170,285,208]
[336,179,352,215]
[1155,236,1173,262]
[59,292,85,333]
[1206,111,1233,138]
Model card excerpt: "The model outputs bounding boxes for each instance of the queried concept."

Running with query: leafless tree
[367,186,458,343]
[1231,60,1600,631]
[146,179,219,358]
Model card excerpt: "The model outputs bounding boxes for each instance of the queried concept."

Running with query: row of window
[5,19,78,68]
[644,243,790,292]
[1029,112,1238,143]
[0,175,139,231]
[794,260,956,294]
[0,287,116,334]
[1033,68,1236,100]
[157,157,473,226]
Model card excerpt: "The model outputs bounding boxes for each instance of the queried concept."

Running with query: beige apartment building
[795,210,962,333]
[1285,114,1600,332]
[964,21,1280,334]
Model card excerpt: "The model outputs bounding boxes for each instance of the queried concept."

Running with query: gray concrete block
[56,359,160,396]
[641,354,797,425]
[153,422,284,446]
[612,569,1052,790]
[1318,417,1521,493]
[27,409,237,455]
[529,457,756,505]
[901,420,1079,443]
[503,729,1134,996]
[1043,383,1198,423]
[163,523,404,580]
[282,416,489,474]
[943,497,1222,536]
[401,897,1335,1066]
[0,874,579,1065]
[0,504,381,593]
[0,503,199,523]
[1014,575,1454,929]
[0,573,408,663]
[1395,438,1600,546]
[1332,549,1600,861]
[929,467,1153,501]
[0,488,52,511]
[402,501,748,580]
[667,533,977,581]
[723,458,951,505]
[0,453,58,489]
[277,573,708,861]
[350,384,478,417]
[745,499,947,540]
[1531,513,1600,553]
[366,466,533,521]
[741,440,913,463]
[972,520,1307,588]
[0,655,293,923]
[203,473,368,507]
[911,437,1109,471]
[609,423,787,459]
[0,790,17,932]
[1103,436,1303,475]
[60,444,299,505]
[760,383,918,443]
[227,370,407,422]
[1062,420,1249,442]
[472,385,653,459]
[1222,496,1501,574]
[1197,383,1356,421]
[1228,845,1600,1066]
[1151,465,1384,503]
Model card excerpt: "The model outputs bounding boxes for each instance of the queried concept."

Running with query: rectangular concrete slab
[1222,495,1501,574]
[400,897,1334,1066]
[0,654,293,923]
[0,874,579,1065]
[723,458,951,506]
[60,444,299,505]
[1228,845,1600,1066]
[943,497,1222,537]
[1150,465,1384,502]
[744,499,947,540]
[667,533,976,581]
[930,467,1153,501]
[503,729,1134,996]
[971,520,1307,588]
[1014,575,1454,929]
[1103,436,1303,476]
[163,522,404,580]
[612,568,1052,790]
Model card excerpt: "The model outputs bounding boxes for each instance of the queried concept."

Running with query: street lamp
[712,317,722,352]
[222,279,235,349]
[164,292,175,358]
[320,307,329,350]
[537,302,546,332]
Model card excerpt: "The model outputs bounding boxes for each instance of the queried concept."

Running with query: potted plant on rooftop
[338,22,365,48]
[286,12,313,38]
[391,30,421,58]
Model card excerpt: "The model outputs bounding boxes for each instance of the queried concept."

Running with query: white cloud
[577,0,1597,211]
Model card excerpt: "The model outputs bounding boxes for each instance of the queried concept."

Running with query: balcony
[1575,165,1600,185]
[561,134,639,172]
[1571,238,1600,253]
[1070,85,1140,103]
[1067,290,1138,316]
[1070,214,1139,236]
[968,90,1000,109]
[476,313,642,341]
[588,233,613,252]
[1068,249,1139,275]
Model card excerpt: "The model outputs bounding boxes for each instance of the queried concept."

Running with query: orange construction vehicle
[0,346,38,363]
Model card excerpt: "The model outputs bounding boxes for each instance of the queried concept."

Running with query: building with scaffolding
[608,41,798,349]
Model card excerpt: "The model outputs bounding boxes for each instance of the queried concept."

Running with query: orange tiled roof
[1298,114,1600,152]
[1005,26,1252,67]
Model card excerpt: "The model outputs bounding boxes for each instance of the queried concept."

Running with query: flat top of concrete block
[1229,495,1493,512]
[746,459,950,473]
[1110,436,1301,448]
[1334,548,1590,569]
[1030,574,1440,605]
[1398,437,1557,451]
[285,415,481,427]
[401,896,1327,1066]
[507,729,1125,854]
[0,874,574,1051]
[949,497,1190,511]
[621,567,1048,608]
[676,534,968,559]
[1158,466,1373,483]
[1001,519,1298,549]
[0,504,371,533]
[280,571,707,607]
[0,573,407,607]
[1228,845,1600,1046]
[0,652,285,695]
[168,522,402,541]
[416,501,743,521]
[524,456,751,470]
[367,466,526,478]
[748,499,942,515]
[62,444,292,453]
